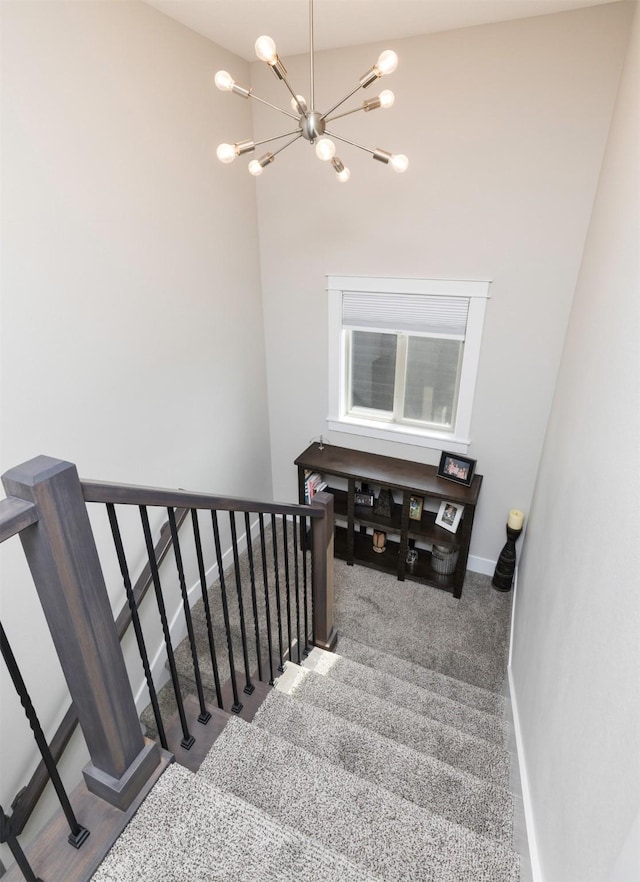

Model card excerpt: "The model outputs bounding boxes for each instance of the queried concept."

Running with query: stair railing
[1,455,334,881]
[8,508,188,838]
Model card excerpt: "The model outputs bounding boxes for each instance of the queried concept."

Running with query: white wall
[0,0,270,851]
[511,4,639,879]
[253,3,632,571]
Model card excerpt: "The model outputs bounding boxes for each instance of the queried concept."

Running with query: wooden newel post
[2,456,160,811]
[310,490,337,652]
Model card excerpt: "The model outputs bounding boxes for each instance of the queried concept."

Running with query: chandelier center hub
[300,111,325,142]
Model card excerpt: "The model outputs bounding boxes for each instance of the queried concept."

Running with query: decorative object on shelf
[355,491,374,507]
[437,451,477,487]
[214,0,407,182]
[409,496,423,521]
[432,544,460,575]
[492,510,525,592]
[373,530,387,554]
[406,539,418,571]
[435,500,465,533]
[373,488,392,518]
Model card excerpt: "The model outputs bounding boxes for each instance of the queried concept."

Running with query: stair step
[288,667,510,787]
[305,649,506,746]
[254,687,515,845]
[92,761,381,882]
[334,636,507,717]
[334,561,511,692]
[199,716,519,882]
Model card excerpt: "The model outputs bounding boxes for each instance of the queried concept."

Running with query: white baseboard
[467,554,496,576]
[508,664,544,882]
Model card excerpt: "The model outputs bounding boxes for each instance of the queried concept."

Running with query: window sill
[326,417,471,454]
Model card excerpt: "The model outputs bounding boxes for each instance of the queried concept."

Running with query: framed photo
[437,451,476,487]
[409,495,423,521]
[355,491,374,507]
[435,500,465,533]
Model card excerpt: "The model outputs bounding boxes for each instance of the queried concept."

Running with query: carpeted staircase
[93,640,521,880]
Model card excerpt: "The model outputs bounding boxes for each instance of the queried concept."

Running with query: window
[327,277,490,452]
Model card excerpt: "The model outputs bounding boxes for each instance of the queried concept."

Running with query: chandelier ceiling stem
[309,0,315,111]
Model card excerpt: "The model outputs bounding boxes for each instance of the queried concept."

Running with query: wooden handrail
[81,479,323,518]
[0,497,38,543]
[9,508,189,834]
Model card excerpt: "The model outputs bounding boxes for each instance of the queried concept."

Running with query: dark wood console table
[295,443,482,599]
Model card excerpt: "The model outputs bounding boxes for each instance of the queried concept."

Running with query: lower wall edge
[508,665,544,882]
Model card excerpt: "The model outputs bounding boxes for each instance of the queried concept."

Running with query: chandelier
[214,0,408,182]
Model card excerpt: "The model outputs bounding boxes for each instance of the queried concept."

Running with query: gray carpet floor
[95,541,518,880]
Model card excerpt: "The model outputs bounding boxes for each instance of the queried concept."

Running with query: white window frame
[327,276,490,453]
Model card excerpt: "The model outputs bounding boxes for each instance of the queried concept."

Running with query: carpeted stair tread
[290,668,510,787]
[336,635,507,717]
[253,687,515,845]
[334,562,511,692]
[315,652,506,746]
[199,716,519,882]
[92,761,381,882]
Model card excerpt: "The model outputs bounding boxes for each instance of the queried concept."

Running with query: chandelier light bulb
[291,95,308,113]
[376,50,399,76]
[214,70,235,91]
[337,166,351,183]
[390,153,409,173]
[255,35,278,64]
[216,143,237,164]
[248,159,263,176]
[379,90,395,109]
[315,138,336,161]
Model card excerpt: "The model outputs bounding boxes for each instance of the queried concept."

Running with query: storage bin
[432,544,459,575]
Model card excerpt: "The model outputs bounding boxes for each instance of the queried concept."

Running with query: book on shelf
[303,470,327,503]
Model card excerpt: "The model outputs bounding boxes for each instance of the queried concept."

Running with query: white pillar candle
[507,509,525,530]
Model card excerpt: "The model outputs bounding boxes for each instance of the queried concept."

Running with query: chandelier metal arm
[323,129,376,156]
[270,132,304,159]
[324,104,370,124]
[275,70,310,121]
[254,130,303,149]
[250,92,300,122]
[320,82,367,123]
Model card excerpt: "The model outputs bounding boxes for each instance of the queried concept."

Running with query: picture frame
[409,495,423,521]
[437,451,477,487]
[355,491,374,507]
[435,499,465,533]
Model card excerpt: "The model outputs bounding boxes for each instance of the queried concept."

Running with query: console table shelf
[295,442,483,599]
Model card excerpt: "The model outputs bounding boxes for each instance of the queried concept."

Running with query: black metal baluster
[244,511,262,683]
[211,512,243,713]
[282,515,293,664]
[310,517,316,648]
[167,508,211,726]
[229,512,254,695]
[302,515,310,656]
[270,513,285,673]
[106,504,168,750]
[258,513,275,685]
[1,807,43,881]
[293,516,301,663]
[140,506,194,750]
[191,509,223,709]
[0,624,89,850]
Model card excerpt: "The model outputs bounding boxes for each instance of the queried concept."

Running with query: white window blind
[342,292,469,338]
